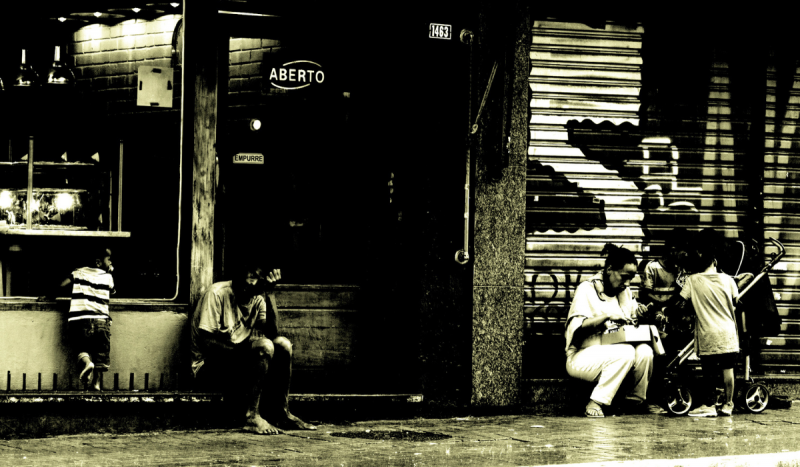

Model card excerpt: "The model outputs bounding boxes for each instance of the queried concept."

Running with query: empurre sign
[233,153,264,165]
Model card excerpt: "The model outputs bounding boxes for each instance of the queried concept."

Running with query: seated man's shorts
[194,332,268,392]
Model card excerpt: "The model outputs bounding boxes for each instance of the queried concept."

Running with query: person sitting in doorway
[190,261,316,435]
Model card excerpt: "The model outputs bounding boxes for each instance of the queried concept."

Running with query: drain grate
[331,430,451,442]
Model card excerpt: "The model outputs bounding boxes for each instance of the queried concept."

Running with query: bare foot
[79,361,94,386]
[89,372,102,391]
[244,415,283,435]
[272,413,317,431]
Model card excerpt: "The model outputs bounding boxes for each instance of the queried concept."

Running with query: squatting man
[190,263,315,434]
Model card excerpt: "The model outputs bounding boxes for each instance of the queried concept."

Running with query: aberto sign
[267,60,325,91]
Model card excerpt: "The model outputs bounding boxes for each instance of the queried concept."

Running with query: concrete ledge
[521,378,800,411]
[0,392,424,404]
[0,392,425,438]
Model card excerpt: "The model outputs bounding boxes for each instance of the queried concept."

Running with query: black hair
[686,229,721,272]
[93,247,112,262]
[233,259,265,282]
[666,227,689,249]
[601,243,638,270]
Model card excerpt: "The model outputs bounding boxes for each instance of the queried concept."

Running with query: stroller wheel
[739,383,770,413]
[664,385,693,415]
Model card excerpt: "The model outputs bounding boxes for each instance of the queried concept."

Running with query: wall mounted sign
[137,66,174,107]
[267,60,325,91]
[233,153,264,164]
[429,23,452,40]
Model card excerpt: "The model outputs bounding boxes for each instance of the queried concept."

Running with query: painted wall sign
[267,60,325,90]
[429,23,452,40]
[233,153,264,164]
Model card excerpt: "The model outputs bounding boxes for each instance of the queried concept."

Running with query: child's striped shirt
[67,267,115,321]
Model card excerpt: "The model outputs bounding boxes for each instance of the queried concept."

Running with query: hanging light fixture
[14,49,39,87]
[47,46,75,86]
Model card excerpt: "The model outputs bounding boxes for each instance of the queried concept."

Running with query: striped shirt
[67,267,115,321]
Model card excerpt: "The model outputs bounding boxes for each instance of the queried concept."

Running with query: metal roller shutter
[763,63,800,375]
[524,19,799,378]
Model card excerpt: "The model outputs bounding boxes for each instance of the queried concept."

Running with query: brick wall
[69,15,179,114]
[67,15,279,114]
[229,38,280,107]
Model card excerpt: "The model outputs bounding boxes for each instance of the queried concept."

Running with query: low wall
[0,308,186,391]
[0,285,370,393]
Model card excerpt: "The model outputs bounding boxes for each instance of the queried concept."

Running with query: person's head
[686,239,717,273]
[233,261,265,300]
[664,227,689,270]
[681,229,721,274]
[93,247,113,272]
[601,243,638,295]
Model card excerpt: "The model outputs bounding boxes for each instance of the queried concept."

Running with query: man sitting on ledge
[190,262,316,435]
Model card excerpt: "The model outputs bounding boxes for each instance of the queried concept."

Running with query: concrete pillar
[470,1,530,407]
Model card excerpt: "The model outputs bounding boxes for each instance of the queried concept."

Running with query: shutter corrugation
[525,20,646,377]
[763,63,800,375]
[524,19,799,377]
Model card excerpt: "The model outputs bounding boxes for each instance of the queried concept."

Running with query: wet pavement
[2,407,800,466]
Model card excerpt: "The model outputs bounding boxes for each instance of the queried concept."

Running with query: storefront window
[0,14,181,299]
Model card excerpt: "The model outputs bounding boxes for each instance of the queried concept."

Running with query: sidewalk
[2,405,800,466]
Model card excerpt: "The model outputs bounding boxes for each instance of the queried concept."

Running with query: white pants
[566,343,653,406]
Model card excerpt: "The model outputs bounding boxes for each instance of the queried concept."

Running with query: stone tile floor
[2,409,800,466]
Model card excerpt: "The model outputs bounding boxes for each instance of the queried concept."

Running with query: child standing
[681,245,739,417]
[63,248,115,391]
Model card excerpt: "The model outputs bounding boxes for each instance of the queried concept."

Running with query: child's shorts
[68,318,111,371]
[699,352,737,370]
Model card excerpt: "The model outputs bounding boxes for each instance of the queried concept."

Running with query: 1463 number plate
[429,23,451,40]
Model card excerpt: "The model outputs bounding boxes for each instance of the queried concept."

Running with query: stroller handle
[763,237,786,272]
[735,237,785,302]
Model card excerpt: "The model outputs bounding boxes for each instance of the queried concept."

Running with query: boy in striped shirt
[62,248,116,390]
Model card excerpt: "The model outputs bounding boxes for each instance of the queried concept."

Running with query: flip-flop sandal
[79,362,95,384]
[585,402,605,418]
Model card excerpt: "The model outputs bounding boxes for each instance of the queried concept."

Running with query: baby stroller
[662,237,786,415]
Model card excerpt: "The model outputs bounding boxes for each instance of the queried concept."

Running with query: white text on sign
[429,23,452,40]
[233,153,264,164]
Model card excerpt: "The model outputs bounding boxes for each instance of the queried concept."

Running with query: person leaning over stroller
[565,244,665,418]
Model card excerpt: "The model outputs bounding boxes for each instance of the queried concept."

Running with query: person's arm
[258,293,280,340]
[639,262,663,307]
[572,310,630,343]
[262,268,281,294]
[37,277,73,302]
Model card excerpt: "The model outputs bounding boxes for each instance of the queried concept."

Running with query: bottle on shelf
[47,46,75,86]
[14,49,39,87]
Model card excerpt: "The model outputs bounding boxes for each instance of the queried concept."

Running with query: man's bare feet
[244,415,283,435]
[272,412,317,431]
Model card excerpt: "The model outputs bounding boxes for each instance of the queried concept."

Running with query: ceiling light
[250,119,262,131]
[58,17,67,22]
[170,2,180,7]
[93,11,102,17]
[132,7,141,12]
